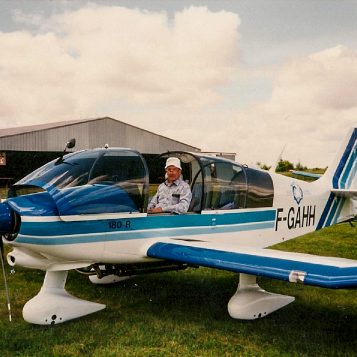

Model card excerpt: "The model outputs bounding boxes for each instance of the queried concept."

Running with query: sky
[0,0,357,167]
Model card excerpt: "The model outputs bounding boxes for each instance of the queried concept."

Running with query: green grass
[0,223,356,356]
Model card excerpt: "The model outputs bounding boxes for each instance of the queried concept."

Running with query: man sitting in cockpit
[147,157,192,214]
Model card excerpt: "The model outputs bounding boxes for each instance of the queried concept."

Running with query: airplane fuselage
[6,173,339,271]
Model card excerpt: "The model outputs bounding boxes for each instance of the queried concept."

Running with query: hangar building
[0,117,200,185]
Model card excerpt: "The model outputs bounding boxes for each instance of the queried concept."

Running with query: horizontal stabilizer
[147,241,357,289]
[332,189,357,198]
[290,170,322,179]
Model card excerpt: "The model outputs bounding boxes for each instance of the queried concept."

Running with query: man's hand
[148,207,163,213]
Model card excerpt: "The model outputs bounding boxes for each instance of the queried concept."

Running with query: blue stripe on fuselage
[16,209,276,245]
[16,221,274,245]
[316,193,334,230]
[325,197,343,227]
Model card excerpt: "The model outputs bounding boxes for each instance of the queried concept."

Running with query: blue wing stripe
[147,243,357,289]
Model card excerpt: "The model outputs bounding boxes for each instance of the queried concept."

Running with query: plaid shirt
[148,179,192,214]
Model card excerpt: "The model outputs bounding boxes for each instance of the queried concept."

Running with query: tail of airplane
[317,127,357,229]
[323,127,357,189]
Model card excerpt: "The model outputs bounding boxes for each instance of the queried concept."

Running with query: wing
[147,240,357,289]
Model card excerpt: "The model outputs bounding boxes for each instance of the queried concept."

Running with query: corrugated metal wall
[0,118,199,153]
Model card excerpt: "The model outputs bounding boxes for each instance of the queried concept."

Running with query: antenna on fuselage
[269,144,287,173]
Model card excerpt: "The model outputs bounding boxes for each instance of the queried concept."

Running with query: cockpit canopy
[14,149,148,216]
[156,152,274,212]
[11,148,273,216]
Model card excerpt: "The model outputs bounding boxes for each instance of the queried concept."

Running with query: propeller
[0,200,17,322]
[0,235,11,322]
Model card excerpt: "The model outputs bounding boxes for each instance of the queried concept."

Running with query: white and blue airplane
[0,128,356,325]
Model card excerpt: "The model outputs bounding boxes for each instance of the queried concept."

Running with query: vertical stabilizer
[324,128,357,189]
[317,128,357,229]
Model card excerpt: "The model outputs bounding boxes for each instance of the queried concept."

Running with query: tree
[256,162,271,171]
[295,162,307,171]
[276,159,294,172]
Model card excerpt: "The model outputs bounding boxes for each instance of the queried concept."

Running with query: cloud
[1,4,357,168]
[12,9,44,27]
[0,5,240,127]
[268,45,357,113]
[135,44,357,168]
[228,45,357,167]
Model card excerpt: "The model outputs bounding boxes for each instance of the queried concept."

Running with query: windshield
[16,150,99,189]
[15,149,149,215]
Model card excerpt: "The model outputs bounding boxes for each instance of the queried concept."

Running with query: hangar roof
[0,117,200,154]
[0,118,91,137]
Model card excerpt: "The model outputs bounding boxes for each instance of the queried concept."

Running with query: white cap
[165,157,182,170]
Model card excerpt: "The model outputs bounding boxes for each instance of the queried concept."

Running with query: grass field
[0,222,356,357]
